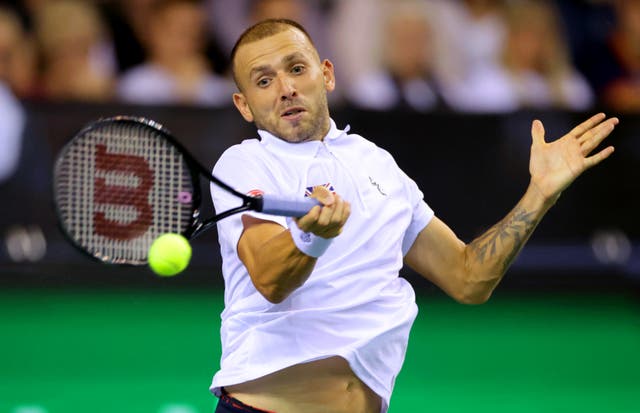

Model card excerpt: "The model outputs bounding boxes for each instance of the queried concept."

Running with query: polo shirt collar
[257,119,348,158]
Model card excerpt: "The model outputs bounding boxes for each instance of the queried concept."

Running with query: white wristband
[287,217,333,258]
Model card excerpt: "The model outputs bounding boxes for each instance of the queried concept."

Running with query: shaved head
[230,18,317,89]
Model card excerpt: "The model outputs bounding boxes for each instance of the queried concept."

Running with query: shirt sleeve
[211,146,288,253]
[398,168,434,256]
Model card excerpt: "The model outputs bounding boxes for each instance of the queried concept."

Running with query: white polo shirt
[210,119,434,412]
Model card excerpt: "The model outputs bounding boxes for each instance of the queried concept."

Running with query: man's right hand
[238,186,350,303]
[294,185,351,238]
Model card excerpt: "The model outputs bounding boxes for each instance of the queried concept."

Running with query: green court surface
[0,287,638,413]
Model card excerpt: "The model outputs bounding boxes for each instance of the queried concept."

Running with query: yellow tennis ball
[148,233,192,276]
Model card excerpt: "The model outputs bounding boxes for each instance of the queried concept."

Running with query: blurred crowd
[0,0,639,113]
[2,0,639,264]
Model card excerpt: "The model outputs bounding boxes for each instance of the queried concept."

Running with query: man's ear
[233,92,254,122]
[321,59,336,92]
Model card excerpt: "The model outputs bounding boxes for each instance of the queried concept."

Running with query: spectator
[0,5,36,98]
[0,76,50,263]
[247,0,305,22]
[330,0,505,98]
[449,0,594,113]
[327,0,384,95]
[0,79,24,185]
[0,5,30,183]
[205,0,331,63]
[32,0,116,101]
[429,0,507,89]
[100,0,157,74]
[0,5,50,263]
[554,0,614,82]
[590,0,640,112]
[117,0,233,106]
[344,2,450,112]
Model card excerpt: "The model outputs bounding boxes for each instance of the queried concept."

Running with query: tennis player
[210,19,618,413]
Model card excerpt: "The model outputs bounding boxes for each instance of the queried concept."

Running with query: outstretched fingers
[584,145,615,169]
[578,117,618,156]
[569,112,607,138]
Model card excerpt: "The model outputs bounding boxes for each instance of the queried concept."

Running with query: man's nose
[277,75,297,100]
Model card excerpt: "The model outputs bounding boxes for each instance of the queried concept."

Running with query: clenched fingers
[313,193,351,238]
[296,187,351,238]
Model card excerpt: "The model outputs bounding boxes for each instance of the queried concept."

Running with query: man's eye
[292,65,305,74]
[257,78,271,87]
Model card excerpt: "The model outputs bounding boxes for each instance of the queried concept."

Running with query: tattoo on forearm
[471,207,538,272]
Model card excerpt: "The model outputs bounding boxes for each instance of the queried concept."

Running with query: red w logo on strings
[93,144,154,240]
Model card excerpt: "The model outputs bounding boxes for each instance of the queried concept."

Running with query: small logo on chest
[304,183,335,197]
[369,176,387,196]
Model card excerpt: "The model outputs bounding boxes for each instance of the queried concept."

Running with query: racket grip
[259,195,321,217]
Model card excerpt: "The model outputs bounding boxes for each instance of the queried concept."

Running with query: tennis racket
[53,116,319,265]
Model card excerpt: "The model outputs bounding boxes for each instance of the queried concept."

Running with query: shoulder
[216,137,262,158]
[346,131,393,155]
[213,138,264,171]
[336,130,400,169]
[339,129,378,149]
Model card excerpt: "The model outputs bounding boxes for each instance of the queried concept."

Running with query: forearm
[237,216,319,304]
[408,114,617,304]
[463,112,618,299]
[247,229,317,303]
[462,182,556,300]
[239,187,350,303]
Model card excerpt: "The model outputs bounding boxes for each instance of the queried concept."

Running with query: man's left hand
[529,112,618,203]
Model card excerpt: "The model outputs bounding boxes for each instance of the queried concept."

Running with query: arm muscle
[238,214,317,303]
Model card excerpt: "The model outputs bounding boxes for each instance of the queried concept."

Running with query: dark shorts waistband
[215,389,276,413]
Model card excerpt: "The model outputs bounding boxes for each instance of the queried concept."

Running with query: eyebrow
[282,52,307,65]
[249,52,309,79]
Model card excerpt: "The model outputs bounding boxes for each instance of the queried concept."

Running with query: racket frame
[53,115,265,265]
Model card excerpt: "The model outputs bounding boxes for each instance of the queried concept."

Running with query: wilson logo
[93,144,153,240]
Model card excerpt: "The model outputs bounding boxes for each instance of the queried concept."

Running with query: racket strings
[54,121,194,264]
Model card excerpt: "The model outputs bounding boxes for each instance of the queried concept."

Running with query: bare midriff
[224,356,382,413]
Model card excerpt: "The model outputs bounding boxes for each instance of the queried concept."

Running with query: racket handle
[259,195,321,217]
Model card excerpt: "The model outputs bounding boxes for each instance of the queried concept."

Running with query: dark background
[1,103,638,292]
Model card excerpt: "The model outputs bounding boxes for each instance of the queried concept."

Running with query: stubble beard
[255,92,330,143]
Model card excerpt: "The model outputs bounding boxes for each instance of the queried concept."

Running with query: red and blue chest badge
[304,183,335,197]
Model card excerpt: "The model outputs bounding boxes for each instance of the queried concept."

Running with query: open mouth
[281,107,305,118]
